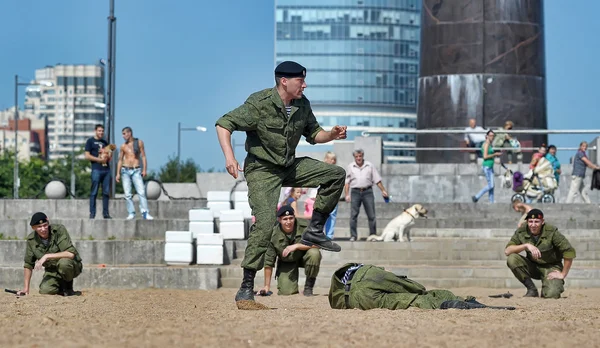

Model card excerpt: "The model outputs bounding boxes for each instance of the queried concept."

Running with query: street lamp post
[177,122,207,182]
[13,75,53,199]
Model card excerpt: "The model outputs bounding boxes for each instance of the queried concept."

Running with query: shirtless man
[115,127,154,220]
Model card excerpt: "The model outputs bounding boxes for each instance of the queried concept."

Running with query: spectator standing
[545,145,561,185]
[472,130,502,203]
[323,152,339,240]
[345,149,388,241]
[84,124,111,219]
[566,141,600,203]
[463,118,486,157]
[115,127,154,220]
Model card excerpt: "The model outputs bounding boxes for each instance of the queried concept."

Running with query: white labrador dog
[366,204,428,242]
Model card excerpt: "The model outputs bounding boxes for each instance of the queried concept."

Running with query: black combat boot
[301,210,341,252]
[522,278,539,297]
[235,268,256,302]
[61,280,79,296]
[235,269,270,310]
[440,300,488,309]
[440,299,515,310]
[303,277,316,297]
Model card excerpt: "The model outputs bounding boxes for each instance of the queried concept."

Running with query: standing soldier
[17,212,83,296]
[505,209,576,298]
[215,61,347,309]
[258,205,322,297]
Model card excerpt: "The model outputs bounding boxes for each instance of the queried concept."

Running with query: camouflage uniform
[506,223,576,299]
[264,219,321,295]
[329,263,468,310]
[215,87,345,271]
[24,224,83,295]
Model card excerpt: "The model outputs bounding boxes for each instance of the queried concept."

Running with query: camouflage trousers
[276,248,321,295]
[507,254,564,298]
[241,156,345,271]
[40,258,82,295]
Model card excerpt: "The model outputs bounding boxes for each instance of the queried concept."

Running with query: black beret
[525,209,544,220]
[277,205,295,218]
[275,61,306,78]
[30,212,48,226]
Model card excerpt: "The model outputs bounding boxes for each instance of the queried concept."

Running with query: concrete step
[232,239,600,262]
[0,240,167,266]
[0,265,219,291]
[219,264,600,289]
[0,218,254,240]
[219,277,600,289]
[408,228,600,239]
[327,227,600,240]
[334,202,600,219]
[0,219,190,240]
[219,265,600,280]
[227,258,600,268]
[3,237,596,269]
[1,218,596,241]
[333,218,600,230]
[0,199,205,220]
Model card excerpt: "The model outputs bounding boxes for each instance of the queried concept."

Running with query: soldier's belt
[344,283,352,308]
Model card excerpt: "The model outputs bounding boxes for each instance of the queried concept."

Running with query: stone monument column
[417,0,547,163]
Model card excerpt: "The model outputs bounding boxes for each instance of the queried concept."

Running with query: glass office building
[275,0,420,162]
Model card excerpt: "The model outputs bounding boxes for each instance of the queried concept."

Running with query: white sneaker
[126,214,135,220]
[142,212,154,220]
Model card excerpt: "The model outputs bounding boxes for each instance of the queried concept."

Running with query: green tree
[150,155,216,183]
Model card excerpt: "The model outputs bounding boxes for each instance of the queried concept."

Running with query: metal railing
[362,128,600,136]
[383,146,597,151]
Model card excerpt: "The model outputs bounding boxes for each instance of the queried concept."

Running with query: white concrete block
[189,208,213,222]
[219,209,244,222]
[165,231,193,243]
[207,191,230,202]
[207,201,231,218]
[189,221,214,238]
[234,201,253,219]
[232,191,249,202]
[164,243,193,265]
[196,245,223,265]
[220,221,245,240]
[196,233,224,246]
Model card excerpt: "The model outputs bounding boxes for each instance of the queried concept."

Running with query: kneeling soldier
[17,212,83,296]
[329,263,515,310]
[258,205,322,296]
[505,208,576,298]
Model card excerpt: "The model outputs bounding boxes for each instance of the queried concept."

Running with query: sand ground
[1,287,600,348]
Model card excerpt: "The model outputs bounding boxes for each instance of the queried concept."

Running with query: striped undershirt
[342,264,364,285]
[285,106,291,118]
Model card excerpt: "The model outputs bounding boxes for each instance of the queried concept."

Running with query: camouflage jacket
[506,223,576,266]
[215,87,323,167]
[264,219,309,268]
[24,224,82,270]
[328,263,426,310]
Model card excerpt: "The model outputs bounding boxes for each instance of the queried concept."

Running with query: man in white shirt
[344,149,388,241]
[464,118,486,157]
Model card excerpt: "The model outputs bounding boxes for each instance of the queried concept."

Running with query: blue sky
[0,0,598,171]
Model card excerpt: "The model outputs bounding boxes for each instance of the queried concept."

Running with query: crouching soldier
[329,263,515,310]
[505,208,576,298]
[17,212,83,296]
[258,205,322,296]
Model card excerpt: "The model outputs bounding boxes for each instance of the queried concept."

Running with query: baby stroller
[508,157,557,203]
